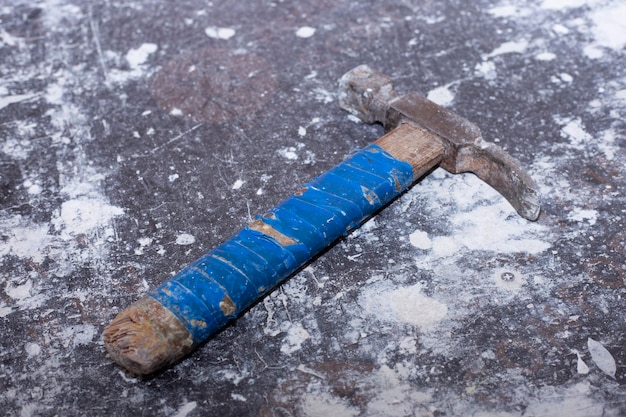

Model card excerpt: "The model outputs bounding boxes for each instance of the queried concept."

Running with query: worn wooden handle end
[103,297,194,375]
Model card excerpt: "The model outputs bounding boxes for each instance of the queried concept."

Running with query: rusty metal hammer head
[339,65,540,221]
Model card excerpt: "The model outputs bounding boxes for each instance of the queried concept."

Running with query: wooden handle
[103,124,444,375]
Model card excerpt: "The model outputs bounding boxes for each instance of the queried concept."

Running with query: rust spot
[294,187,308,197]
[249,219,297,246]
[190,319,207,329]
[360,185,379,205]
[219,295,236,316]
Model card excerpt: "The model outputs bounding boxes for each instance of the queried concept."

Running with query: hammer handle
[104,124,444,374]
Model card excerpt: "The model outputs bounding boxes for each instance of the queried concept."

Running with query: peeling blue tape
[148,144,414,344]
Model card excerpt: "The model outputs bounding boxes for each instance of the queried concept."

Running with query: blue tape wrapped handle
[149,143,415,343]
[103,123,445,374]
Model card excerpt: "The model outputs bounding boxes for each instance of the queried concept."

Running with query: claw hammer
[103,65,540,375]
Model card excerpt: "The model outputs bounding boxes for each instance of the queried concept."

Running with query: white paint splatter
[589,3,626,51]
[523,381,604,417]
[168,173,179,182]
[0,219,50,263]
[488,5,528,18]
[536,52,557,61]
[295,26,316,38]
[298,126,307,137]
[5,280,32,300]
[108,43,158,83]
[575,350,590,374]
[447,199,550,255]
[231,393,247,402]
[597,128,617,161]
[302,389,359,417]
[170,107,183,116]
[541,0,596,9]
[205,26,236,40]
[59,324,96,348]
[173,401,197,417]
[25,343,41,359]
[427,84,455,106]
[54,198,124,238]
[0,92,38,111]
[175,233,196,246]
[280,322,310,354]
[475,60,497,80]
[0,305,13,318]
[360,282,448,329]
[277,146,299,160]
[587,338,616,378]
[557,117,591,148]
[126,43,158,70]
[568,208,598,225]
[485,40,529,59]
[232,179,244,190]
[408,230,432,250]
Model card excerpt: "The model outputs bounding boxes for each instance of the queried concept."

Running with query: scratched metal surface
[1,0,625,416]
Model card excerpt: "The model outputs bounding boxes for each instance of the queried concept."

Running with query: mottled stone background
[1,0,625,416]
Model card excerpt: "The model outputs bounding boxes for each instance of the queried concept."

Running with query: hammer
[103,65,540,375]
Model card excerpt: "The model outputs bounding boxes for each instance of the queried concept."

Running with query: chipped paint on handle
[148,136,424,345]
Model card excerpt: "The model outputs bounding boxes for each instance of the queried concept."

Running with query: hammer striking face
[103,65,540,375]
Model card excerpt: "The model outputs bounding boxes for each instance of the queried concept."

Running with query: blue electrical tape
[148,144,414,344]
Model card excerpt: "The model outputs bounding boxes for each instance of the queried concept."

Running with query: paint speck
[535,52,556,61]
[170,107,183,116]
[488,5,520,17]
[168,173,179,182]
[575,350,590,374]
[298,126,307,137]
[568,208,598,225]
[232,179,244,190]
[278,147,298,160]
[280,323,310,354]
[24,181,42,195]
[409,230,432,250]
[0,305,13,318]
[541,0,589,9]
[175,233,196,246]
[296,26,316,38]
[0,92,39,111]
[173,401,197,417]
[25,342,41,358]
[231,393,247,402]
[485,40,529,59]
[559,73,574,83]
[559,117,591,147]
[205,26,236,40]
[475,61,497,80]
[427,84,455,106]
[126,43,158,71]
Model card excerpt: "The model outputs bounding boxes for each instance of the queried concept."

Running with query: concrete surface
[1,0,625,415]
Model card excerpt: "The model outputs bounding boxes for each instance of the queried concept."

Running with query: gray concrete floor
[1,0,625,415]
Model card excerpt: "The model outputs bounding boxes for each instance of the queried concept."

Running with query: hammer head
[339,65,540,221]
